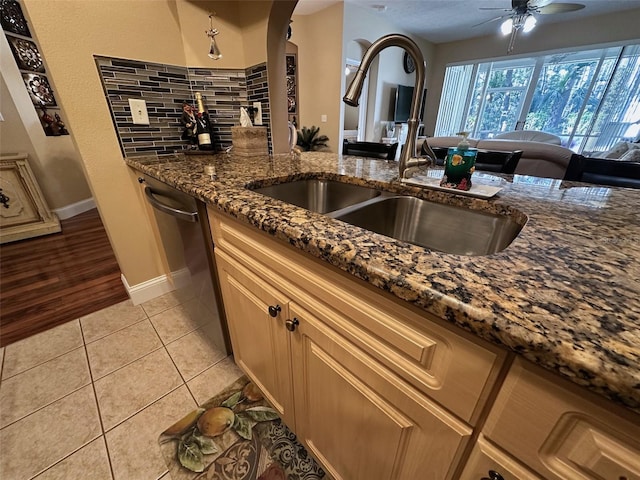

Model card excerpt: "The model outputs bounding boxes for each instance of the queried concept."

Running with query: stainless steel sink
[252,178,523,256]
[333,196,523,256]
[254,179,381,214]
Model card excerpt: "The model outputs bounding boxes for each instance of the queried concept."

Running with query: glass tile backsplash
[96,56,271,157]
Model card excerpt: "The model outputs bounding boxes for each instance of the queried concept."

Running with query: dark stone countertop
[126,151,640,414]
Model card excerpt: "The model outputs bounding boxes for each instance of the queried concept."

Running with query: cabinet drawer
[209,208,505,424]
[483,358,640,480]
[460,435,543,480]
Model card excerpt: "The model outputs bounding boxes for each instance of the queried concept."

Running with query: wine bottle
[194,92,214,151]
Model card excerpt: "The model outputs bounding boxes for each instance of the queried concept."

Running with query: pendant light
[206,12,222,60]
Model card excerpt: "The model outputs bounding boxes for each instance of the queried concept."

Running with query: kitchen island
[128,151,639,478]
[126,153,640,480]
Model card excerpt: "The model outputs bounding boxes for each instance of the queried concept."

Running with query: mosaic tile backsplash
[96,56,271,157]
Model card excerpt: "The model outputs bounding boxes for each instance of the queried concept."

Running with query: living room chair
[563,156,640,189]
[423,145,523,174]
[343,140,399,160]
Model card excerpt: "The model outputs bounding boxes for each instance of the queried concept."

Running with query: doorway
[344,58,368,142]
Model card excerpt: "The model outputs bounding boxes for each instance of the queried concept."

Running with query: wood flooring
[0,208,129,347]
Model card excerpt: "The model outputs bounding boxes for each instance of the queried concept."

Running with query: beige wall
[292,1,435,149]
[425,8,640,136]
[292,3,344,152]
[0,33,91,211]
[21,0,188,286]
[18,0,279,290]
[176,0,271,68]
[343,2,435,143]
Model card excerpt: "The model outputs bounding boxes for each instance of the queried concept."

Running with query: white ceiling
[294,0,640,43]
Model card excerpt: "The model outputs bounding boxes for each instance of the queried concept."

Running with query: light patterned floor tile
[0,385,101,479]
[80,300,147,343]
[105,386,196,480]
[94,348,183,431]
[148,298,210,345]
[32,437,112,480]
[187,355,244,405]
[166,324,227,381]
[86,320,162,380]
[140,288,194,317]
[2,321,83,380]
[0,347,91,428]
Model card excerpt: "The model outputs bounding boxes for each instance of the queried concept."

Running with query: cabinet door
[215,250,294,427]
[483,358,640,480]
[289,302,472,480]
[459,434,543,480]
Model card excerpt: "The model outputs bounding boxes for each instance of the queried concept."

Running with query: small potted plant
[297,126,329,151]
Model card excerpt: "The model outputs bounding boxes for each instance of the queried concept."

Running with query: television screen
[393,85,426,123]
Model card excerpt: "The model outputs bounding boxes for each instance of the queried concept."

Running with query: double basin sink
[252,178,524,256]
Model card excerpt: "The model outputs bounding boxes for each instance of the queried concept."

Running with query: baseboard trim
[121,273,175,306]
[54,198,96,220]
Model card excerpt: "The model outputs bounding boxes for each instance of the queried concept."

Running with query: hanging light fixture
[206,12,222,60]
[501,13,537,54]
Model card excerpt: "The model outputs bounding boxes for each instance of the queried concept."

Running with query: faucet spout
[343,34,436,179]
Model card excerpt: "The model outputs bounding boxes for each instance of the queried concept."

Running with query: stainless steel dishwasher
[139,174,231,355]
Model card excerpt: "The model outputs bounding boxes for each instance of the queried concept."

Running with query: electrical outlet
[253,102,262,125]
[129,98,149,125]
[321,114,327,123]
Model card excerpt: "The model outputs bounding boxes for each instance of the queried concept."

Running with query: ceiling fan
[478,0,586,53]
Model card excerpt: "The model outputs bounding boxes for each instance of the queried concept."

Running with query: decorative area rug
[159,376,326,480]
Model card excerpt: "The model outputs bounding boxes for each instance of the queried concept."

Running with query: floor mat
[159,376,325,480]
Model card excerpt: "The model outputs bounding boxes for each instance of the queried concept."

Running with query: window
[436,44,640,153]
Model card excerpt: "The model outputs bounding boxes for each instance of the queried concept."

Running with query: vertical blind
[435,43,640,153]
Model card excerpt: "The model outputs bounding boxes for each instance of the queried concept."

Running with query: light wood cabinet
[289,301,471,479]
[209,208,640,480]
[459,434,543,480]
[209,207,506,425]
[215,250,295,428]
[209,208,505,479]
[483,358,640,480]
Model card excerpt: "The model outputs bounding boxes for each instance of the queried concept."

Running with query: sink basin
[333,196,523,256]
[253,179,381,214]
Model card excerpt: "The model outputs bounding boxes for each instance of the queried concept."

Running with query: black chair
[343,140,398,160]
[422,144,522,174]
[563,155,640,188]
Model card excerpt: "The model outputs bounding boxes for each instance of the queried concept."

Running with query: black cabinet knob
[268,305,281,317]
[481,471,504,480]
[138,177,145,183]
[285,318,299,332]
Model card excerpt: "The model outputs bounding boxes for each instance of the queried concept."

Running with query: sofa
[423,136,577,179]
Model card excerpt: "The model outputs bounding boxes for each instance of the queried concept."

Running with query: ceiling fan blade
[538,2,585,14]
[479,7,510,10]
[472,15,506,28]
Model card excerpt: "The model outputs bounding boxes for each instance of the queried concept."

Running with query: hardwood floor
[0,208,129,347]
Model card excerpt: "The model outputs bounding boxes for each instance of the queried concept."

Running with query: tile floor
[0,291,244,480]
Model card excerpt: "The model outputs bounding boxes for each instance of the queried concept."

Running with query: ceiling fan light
[500,18,513,35]
[523,15,537,32]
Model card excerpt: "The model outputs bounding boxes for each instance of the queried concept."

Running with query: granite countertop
[126,151,640,414]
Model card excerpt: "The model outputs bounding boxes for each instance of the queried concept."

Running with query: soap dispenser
[440,131,478,191]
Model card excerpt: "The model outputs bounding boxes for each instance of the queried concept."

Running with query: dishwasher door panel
[142,174,230,355]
